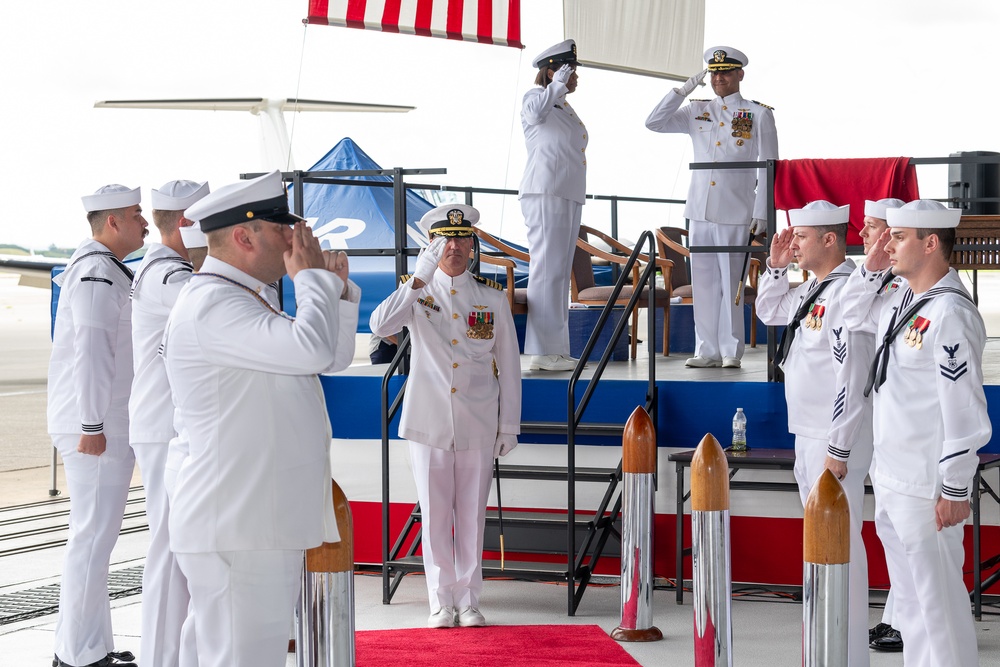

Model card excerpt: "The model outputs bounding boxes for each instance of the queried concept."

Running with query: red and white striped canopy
[306,0,523,49]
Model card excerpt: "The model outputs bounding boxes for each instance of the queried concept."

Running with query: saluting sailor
[128,179,209,667]
[840,199,989,666]
[370,204,522,628]
[756,201,871,666]
[49,184,148,667]
[519,38,588,372]
[646,46,779,369]
[161,170,360,667]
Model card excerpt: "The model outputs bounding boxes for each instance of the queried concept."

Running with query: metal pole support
[611,407,663,643]
[802,469,850,666]
[691,433,732,666]
[296,479,355,667]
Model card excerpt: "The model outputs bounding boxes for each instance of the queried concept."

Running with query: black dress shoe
[868,621,892,644]
[870,626,903,652]
[53,652,138,667]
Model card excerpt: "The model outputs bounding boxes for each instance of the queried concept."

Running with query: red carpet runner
[355,624,642,666]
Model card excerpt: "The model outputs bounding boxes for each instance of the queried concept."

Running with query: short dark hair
[916,227,956,259]
[86,207,129,234]
[812,223,848,252]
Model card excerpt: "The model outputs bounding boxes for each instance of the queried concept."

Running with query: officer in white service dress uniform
[162,170,360,667]
[49,185,148,667]
[646,46,778,369]
[829,198,907,654]
[756,201,870,666]
[128,179,209,667]
[840,200,989,667]
[370,204,522,628]
[519,39,588,372]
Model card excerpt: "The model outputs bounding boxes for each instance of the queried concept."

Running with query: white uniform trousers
[52,434,134,666]
[874,486,978,667]
[689,221,746,360]
[162,449,198,667]
[175,549,303,667]
[409,441,494,611]
[132,441,191,667]
[793,435,872,667]
[521,194,582,356]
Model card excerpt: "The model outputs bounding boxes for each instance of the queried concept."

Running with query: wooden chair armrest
[654,228,691,258]
[474,228,531,262]
[476,253,517,311]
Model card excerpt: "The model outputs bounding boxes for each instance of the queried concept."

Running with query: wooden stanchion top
[622,406,656,475]
[305,479,354,573]
[803,469,850,565]
[691,433,729,511]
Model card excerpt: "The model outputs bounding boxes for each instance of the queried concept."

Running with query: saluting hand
[676,68,708,97]
[768,228,795,269]
[323,250,350,297]
[284,221,326,280]
[552,64,574,86]
[865,229,892,273]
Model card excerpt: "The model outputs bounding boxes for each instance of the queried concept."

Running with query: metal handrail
[564,229,659,615]
[380,330,410,604]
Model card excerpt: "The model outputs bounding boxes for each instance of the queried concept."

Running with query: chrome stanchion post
[297,479,355,667]
[691,433,732,666]
[611,407,663,643]
[802,469,850,667]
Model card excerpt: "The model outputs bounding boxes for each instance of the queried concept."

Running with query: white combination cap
[863,198,906,220]
[705,46,748,71]
[532,39,577,69]
[886,199,961,229]
[788,200,850,227]
[81,184,141,213]
[418,204,480,238]
[183,170,303,232]
[152,180,210,212]
[179,222,207,249]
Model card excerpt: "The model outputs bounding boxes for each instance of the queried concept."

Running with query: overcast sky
[1,0,998,250]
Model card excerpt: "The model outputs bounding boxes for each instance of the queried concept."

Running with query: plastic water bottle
[731,408,747,452]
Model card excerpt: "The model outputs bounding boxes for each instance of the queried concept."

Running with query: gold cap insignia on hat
[714,50,727,63]
[448,209,464,225]
[246,211,254,219]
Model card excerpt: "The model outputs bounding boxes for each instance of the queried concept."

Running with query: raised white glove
[750,218,767,235]
[552,64,573,86]
[493,433,518,458]
[413,236,445,284]
[676,68,708,97]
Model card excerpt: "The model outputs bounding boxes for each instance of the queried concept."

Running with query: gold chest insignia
[467,310,494,340]
[731,110,754,140]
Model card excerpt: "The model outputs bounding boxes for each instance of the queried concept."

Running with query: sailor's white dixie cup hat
[886,199,962,229]
[788,200,850,226]
[81,184,141,212]
[419,204,480,238]
[532,39,577,69]
[184,170,303,233]
[704,46,748,71]
[863,198,906,220]
[151,180,210,212]
[179,222,207,250]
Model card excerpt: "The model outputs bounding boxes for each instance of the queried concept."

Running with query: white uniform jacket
[756,259,855,440]
[47,239,134,442]
[840,267,990,500]
[162,257,359,552]
[645,90,778,224]
[129,243,193,444]
[369,269,521,450]
[518,81,588,204]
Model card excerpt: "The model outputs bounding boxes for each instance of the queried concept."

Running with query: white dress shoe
[529,354,576,371]
[722,356,741,368]
[428,606,456,628]
[456,606,486,627]
[684,355,722,368]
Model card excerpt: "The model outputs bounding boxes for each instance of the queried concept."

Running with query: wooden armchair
[472,227,529,315]
[571,225,674,358]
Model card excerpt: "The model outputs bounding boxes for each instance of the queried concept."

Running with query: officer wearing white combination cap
[49,185,148,667]
[756,201,871,666]
[161,170,360,667]
[369,205,521,628]
[646,46,778,369]
[128,179,209,667]
[833,197,907,654]
[840,199,989,667]
[519,38,587,372]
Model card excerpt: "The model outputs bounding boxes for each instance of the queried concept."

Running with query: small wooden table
[668,448,1000,619]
